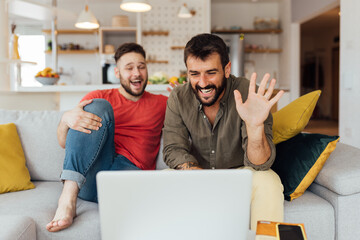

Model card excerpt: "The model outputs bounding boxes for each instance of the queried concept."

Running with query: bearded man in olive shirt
[163,33,285,231]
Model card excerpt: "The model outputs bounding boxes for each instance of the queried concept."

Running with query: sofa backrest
[0,109,65,181]
[0,109,168,181]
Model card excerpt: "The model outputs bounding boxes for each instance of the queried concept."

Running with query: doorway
[300,7,340,136]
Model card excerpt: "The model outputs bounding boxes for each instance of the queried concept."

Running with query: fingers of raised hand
[233,90,243,107]
[257,73,270,96]
[269,90,284,107]
[249,72,257,94]
[264,78,276,100]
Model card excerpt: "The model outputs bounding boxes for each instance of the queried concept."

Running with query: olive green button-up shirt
[162,75,276,170]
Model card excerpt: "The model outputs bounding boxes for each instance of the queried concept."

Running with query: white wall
[0,0,10,91]
[279,0,300,103]
[339,0,360,148]
[292,0,339,23]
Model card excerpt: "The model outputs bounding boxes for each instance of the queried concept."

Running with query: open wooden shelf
[211,29,282,34]
[170,46,185,50]
[42,29,98,34]
[142,31,169,36]
[45,49,99,54]
[146,60,169,64]
[245,48,282,53]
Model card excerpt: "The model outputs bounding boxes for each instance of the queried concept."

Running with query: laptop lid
[97,169,252,240]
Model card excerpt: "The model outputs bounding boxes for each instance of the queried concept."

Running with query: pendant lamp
[75,4,99,29]
[120,0,152,12]
[178,3,195,18]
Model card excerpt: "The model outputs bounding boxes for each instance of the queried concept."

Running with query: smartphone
[276,224,307,240]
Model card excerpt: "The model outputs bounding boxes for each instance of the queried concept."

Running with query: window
[18,35,45,86]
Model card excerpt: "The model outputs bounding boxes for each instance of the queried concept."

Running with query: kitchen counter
[14,84,169,94]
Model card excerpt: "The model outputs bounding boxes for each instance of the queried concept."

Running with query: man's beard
[120,75,147,97]
[192,76,226,107]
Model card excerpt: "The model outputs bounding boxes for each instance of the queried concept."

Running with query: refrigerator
[214,33,245,78]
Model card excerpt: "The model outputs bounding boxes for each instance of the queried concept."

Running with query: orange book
[256,221,308,240]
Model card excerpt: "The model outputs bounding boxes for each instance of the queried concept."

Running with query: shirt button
[211,150,215,154]
[203,115,206,118]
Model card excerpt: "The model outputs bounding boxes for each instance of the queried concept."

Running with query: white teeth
[201,89,212,94]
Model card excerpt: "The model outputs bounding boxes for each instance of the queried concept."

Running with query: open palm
[234,73,284,128]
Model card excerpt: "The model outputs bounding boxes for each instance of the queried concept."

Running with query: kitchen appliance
[102,63,119,84]
[214,33,245,77]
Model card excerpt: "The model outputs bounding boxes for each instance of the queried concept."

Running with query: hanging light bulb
[120,0,152,13]
[75,4,99,29]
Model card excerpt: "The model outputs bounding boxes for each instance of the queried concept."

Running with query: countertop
[13,84,169,93]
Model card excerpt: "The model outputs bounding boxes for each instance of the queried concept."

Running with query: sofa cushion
[0,109,65,181]
[0,181,100,240]
[272,90,320,144]
[0,123,35,193]
[284,191,335,240]
[309,182,360,240]
[314,142,360,195]
[272,133,339,201]
[0,215,36,240]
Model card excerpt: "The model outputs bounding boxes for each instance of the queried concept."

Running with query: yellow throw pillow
[272,90,321,144]
[0,123,35,193]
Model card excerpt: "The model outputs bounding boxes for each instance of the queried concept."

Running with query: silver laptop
[97,169,252,240]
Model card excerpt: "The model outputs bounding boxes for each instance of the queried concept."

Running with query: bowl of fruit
[35,67,60,85]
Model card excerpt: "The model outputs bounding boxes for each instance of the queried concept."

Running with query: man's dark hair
[184,33,229,69]
[114,42,146,63]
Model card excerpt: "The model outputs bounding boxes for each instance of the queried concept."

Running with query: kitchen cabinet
[212,29,282,54]
[211,29,282,34]
[42,29,99,54]
[99,27,137,55]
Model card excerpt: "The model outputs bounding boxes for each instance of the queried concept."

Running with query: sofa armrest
[314,142,360,196]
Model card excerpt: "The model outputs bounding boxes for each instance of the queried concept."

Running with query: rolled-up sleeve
[162,91,199,169]
[241,112,276,171]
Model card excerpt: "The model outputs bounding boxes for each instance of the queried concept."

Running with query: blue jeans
[60,99,140,203]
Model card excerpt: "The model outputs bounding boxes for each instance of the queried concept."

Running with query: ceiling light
[178,3,195,18]
[120,0,152,12]
[75,4,99,29]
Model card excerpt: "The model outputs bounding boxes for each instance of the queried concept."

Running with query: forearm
[246,125,271,165]
[175,162,203,170]
[57,115,69,149]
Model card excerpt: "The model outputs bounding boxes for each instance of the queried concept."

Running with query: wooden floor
[303,119,339,136]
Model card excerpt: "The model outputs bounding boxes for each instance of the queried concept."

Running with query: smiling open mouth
[130,80,142,87]
[200,88,213,94]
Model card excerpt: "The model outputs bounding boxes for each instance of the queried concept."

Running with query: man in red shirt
[46,43,167,232]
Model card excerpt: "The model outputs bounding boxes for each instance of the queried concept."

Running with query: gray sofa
[0,109,359,240]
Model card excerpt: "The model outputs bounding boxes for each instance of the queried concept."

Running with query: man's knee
[252,169,283,192]
[83,99,113,119]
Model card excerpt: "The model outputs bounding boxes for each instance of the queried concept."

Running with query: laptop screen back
[97,169,252,240]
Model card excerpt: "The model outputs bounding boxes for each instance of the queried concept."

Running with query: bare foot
[47,180,79,232]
